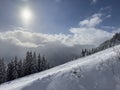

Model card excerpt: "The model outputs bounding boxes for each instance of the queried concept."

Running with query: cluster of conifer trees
[0,51,50,84]
[79,48,101,58]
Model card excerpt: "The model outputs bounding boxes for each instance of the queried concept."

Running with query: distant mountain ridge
[78,32,120,59]
[98,32,120,50]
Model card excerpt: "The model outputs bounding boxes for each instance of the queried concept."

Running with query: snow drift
[0,45,120,90]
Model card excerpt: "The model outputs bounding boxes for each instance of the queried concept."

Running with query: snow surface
[0,45,120,90]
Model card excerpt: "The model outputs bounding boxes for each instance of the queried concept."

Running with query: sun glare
[20,7,33,25]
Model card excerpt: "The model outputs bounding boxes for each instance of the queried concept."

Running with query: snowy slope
[0,45,120,90]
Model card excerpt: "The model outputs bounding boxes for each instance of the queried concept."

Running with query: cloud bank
[0,13,112,48]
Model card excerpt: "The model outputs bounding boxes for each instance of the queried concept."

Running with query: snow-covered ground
[0,45,120,90]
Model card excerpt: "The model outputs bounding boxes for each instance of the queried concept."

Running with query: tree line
[0,51,50,84]
[77,47,104,59]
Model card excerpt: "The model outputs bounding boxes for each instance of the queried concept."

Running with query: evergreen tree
[22,58,26,76]
[84,49,87,56]
[7,60,17,81]
[24,51,32,75]
[17,59,23,77]
[81,49,87,57]
[0,58,6,84]
[32,52,38,73]
[29,51,35,74]
[14,56,19,78]
[41,56,49,71]
[81,49,85,57]
[24,51,36,75]
[38,53,42,72]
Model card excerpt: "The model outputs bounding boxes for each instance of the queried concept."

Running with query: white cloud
[91,0,98,4]
[79,13,102,27]
[69,27,113,46]
[106,14,112,18]
[101,26,115,30]
[0,30,70,48]
[0,28,113,48]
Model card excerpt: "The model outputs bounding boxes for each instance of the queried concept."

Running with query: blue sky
[0,0,120,33]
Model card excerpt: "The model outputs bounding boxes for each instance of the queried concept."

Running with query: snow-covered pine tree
[17,59,23,77]
[38,53,42,72]
[81,49,85,57]
[23,51,32,75]
[7,60,18,81]
[29,51,36,74]
[0,58,6,84]
[14,56,19,78]
[41,56,49,71]
[32,52,38,73]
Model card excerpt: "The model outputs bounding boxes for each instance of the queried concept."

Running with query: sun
[20,7,33,25]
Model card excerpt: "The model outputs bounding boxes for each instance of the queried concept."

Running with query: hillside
[98,32,120,50]
[0,45,120,90]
